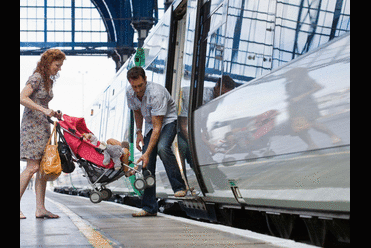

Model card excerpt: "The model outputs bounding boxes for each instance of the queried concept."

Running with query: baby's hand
[125,168,136,177]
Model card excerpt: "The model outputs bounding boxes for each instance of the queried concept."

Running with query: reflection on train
[53,0,350,246]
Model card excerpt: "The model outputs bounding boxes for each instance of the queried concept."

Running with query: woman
[20,49,66,219]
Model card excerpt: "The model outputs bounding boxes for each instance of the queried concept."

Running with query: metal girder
[330,0,344,40]
[20,41,117,56]
[292,0,322,59]
[20,0,157,61]
[230,0,245,73]
[94,0,136,70]
[93,0,134,48]
[131,0,157,47]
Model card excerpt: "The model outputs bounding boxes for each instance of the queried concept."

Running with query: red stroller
[52,114,137,203]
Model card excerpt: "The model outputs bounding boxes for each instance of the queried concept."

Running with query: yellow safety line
[46,196,116,248]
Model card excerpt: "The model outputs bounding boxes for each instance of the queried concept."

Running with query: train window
[142,8,172,88]
[203,0,224,13]
[196,1,233,108]
[202,23,225,105]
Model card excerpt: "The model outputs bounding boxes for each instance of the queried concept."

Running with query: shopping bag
[40,121,62,181]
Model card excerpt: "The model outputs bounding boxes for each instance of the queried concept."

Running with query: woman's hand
[42,108,55,117]
[54,110,62,120]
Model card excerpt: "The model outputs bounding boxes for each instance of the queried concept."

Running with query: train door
[171,0,219,196]
[169,0,203,195]
[184,0,241,195]
[193,0,231,195]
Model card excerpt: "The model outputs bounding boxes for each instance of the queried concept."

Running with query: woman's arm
[20,84,54,117]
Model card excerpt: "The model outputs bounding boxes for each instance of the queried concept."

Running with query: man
[126,66,187,217]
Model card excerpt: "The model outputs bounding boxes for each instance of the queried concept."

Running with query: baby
[104,138,130,171]
[82,133,104,148]
[82,134,135,176]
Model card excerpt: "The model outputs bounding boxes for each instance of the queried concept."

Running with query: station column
[131,19,155,48]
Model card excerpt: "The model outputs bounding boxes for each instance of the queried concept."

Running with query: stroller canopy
[59,115,114,169]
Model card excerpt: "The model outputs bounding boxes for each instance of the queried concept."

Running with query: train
[53,0,350,246]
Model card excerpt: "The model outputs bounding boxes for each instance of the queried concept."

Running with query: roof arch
[20,0,158,58]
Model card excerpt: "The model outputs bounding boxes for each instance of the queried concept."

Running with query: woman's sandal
[20,211,26,219]
[35,211,60,219]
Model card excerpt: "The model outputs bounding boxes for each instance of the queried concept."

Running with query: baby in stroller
[82,134,135,176]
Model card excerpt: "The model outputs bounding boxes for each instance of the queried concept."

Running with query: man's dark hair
[127,66,146,81]
[216,75,236,89]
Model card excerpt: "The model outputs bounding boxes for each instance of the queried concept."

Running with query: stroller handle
[47,110,62,124]
[122,162,152,175]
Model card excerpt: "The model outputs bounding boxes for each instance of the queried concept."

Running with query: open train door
[166,0,204,197]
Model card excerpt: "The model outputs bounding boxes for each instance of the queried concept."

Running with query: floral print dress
[20,73,53,161]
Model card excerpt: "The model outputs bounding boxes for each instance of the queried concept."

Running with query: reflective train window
[196,0,350,97]
[197,1,233,108]
[143,8,172,88]
[202,23,226,105]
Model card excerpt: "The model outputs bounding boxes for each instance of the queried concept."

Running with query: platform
[20,189,315,248]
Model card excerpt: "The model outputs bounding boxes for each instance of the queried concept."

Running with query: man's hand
[136,131,144,152]
[138,115,164,168]
[137,152,150,169]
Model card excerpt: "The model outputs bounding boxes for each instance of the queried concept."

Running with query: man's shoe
[174,190,187,197]
[132,210,157,217]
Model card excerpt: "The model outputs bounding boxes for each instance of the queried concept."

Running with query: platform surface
[20,189,315,248]
[20,190,92,247]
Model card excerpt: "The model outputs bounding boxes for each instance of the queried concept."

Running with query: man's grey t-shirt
[126,81,177,136]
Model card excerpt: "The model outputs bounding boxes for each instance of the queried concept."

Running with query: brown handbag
[40,121,62,181]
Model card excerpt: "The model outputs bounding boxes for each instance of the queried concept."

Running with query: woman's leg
[35,172,46,213]
[20,159,40,199]
[35,171,59,218]
[20,159,40,218]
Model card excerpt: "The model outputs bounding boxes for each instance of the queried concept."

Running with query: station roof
[20,0,158,56]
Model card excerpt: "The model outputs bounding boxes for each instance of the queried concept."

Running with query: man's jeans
[141,120,186,214]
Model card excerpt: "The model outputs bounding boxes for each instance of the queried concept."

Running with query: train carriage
[54,0,350,246]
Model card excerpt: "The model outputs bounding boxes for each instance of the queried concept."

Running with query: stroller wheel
[90,191,102,204]
[134,178,146,191]
[145,175,155,188]
[100,188,112,200]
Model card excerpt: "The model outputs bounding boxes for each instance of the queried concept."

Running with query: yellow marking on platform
[46,196,116,248]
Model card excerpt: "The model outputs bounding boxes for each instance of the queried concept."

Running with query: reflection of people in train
[221,110,278,159]
[178,75,235,190]
[285,67,341,150]
[200,75,237,154]
[179,75,236,149]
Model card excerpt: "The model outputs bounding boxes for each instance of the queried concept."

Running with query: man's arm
[133,109,144,151]
[137,115,164,168]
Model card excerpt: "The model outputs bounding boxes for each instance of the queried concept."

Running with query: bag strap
[46,121,58,146]
[52,121,58,145]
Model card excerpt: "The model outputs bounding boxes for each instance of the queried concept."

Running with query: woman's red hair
[34,49,66,92]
